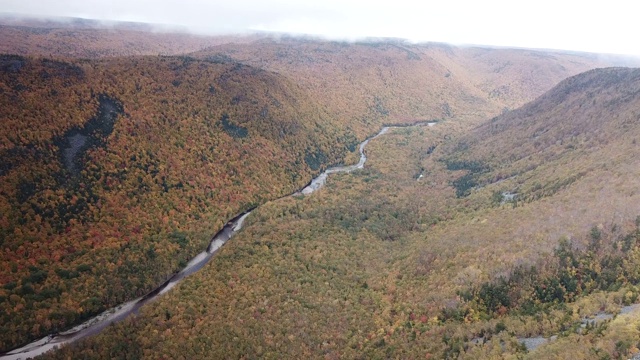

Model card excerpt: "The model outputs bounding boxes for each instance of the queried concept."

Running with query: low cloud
[2,0,639,55]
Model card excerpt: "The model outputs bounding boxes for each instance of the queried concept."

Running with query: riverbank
[1,122,435,360]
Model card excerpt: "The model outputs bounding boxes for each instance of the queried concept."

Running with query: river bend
[1,122,434,360]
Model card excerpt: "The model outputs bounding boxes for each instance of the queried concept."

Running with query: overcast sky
[3,0,638,55]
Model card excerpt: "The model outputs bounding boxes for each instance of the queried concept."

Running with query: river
[0,122,435,360]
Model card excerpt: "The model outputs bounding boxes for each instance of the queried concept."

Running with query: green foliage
[169,231,189,249]
[452,173,478,198]
[534,277,566,303]
[589,225,603,251]
[443,159,487,173]
[465,224,640,318]
[304,148,328,171]
[54,268,79,279]
[614,340,632,358]
[3,282,17,291]
[340,132,359,152]
[23,270,48,285]
[219,113,248,139]
[442,334,466,359]
[372,96,389,116]
[491,190,503,206]
[495,321,507,333]
[75,264,92,273]
[477,278,511,311]
[442,159,489,197]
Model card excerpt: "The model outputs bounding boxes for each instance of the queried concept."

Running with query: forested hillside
[1,20,630,130]
[41,67,640,359]
[196,38,632,132]
[2,16,640,358]
[0,54,356,351]
[0,15,252,58]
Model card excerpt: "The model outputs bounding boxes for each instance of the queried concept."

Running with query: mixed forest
[2,16,640,360]
[0,54,358,350]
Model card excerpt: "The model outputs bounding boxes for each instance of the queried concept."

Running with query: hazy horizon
[1,1,638,56]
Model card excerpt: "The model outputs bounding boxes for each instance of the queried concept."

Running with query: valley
[38,80,640,357]
[1,16,640,360]
[1,119,433,360]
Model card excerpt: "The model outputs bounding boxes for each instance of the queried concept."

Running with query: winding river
[1,122,435,360]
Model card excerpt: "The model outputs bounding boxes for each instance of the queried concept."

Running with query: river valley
[0,122,435,360]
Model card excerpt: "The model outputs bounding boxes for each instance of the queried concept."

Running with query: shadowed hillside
[40,68,640,359]
[0,54,356,351]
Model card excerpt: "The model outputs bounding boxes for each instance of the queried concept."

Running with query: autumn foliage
[39,67,640,359]
[1,19,640,358]
[0,54,358,351]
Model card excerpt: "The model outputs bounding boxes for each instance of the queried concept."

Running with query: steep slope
[2,19,640,357]
[0,55,354,351]
[41,67,640,359]
[417,68,640,285]
[194,38,633,132]
[444,67,640,205]
[423,66,640,358]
